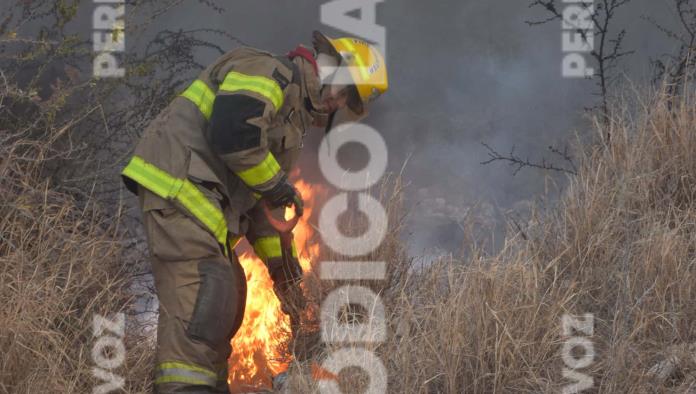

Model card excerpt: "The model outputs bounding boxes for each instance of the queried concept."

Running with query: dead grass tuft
[0,119,152,393]
[288,88,696,393]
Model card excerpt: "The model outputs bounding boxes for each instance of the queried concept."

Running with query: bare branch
[528,0,634,133]
[480,142,578,176]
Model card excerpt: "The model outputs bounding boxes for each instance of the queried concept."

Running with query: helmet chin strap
[324,110,337,134]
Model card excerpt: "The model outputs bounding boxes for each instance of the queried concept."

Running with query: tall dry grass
[4,81,696,393]
[0,121,153,392]
[285,88,696,393]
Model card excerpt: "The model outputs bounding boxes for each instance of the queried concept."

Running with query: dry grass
[5,82,696,393]
[0,125,153,393]
[285,88,696,393]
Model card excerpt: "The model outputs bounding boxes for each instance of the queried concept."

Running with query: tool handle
[262,199,300,233]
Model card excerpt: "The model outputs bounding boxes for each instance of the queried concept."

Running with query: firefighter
[121,31,388,393]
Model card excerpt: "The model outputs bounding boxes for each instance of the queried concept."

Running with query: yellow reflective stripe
[253,236,297,262]
[154,361,220,387]
[157,361,217,378]
[122,157,183,199]
[253,236,280,261]
[339,38,371,80]
[220,71,284,111]
[122,156,227,247]
[177,182,227,245]
[180,79,216,120]
[154,375,211,386]
[235,152,281,187]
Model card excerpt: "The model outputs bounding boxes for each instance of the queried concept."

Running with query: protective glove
[269,254,306,337]
[260,176,304,217]
[270,253,305,307]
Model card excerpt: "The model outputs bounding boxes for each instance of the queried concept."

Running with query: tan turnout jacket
[123,46,318,245]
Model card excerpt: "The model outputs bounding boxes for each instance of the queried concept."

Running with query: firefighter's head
[309,31,388,126]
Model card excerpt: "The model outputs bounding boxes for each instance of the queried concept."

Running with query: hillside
[3,83,696,393]
[283,89,696,393]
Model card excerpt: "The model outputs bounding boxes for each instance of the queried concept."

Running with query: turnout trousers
[138,186,246,394]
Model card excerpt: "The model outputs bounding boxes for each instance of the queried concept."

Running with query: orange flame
[228,178,321,393]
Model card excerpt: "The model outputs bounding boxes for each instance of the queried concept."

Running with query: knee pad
[186,259,246,348]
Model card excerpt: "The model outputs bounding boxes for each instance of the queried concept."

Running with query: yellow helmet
[313,31,388,114]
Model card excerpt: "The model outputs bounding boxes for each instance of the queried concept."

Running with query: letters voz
[92,314,125,394]
[561,314,595,393]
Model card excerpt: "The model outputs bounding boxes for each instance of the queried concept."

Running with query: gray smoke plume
[72,0,684,255]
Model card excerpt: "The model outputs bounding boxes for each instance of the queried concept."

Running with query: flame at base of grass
[227,178,322,393]
[227,252,291,393]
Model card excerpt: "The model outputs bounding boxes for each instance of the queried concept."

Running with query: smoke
[64,0,683,256]
[366,0,681,254]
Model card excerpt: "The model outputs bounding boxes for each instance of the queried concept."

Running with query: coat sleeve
[244,147,300,266]
[205,56,292,193]
[245,203,294,261]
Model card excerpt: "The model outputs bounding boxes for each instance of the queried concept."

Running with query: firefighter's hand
[262,177,304,217]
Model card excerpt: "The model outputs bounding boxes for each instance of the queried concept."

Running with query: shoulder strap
[273,55,301,86]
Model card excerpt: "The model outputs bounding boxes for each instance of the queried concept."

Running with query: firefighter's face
[310,85,349,127]
[320,85,349,113]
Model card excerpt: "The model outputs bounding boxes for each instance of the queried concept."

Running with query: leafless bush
[0,2,232,393]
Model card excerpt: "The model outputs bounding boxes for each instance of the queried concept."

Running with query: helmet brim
[312,31,341,62]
